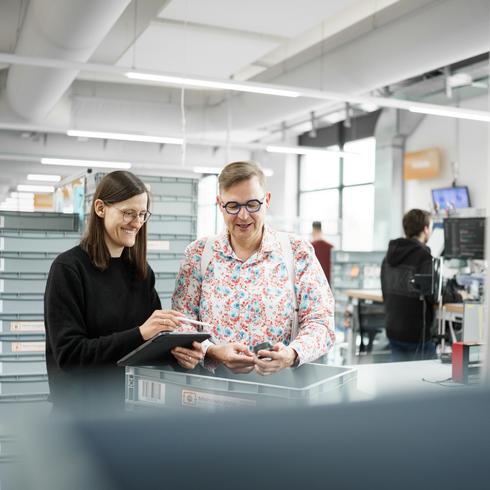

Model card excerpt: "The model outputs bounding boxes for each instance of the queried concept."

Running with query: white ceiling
[0,0,488,201]
[157,0,360,38]
[116,20,279,78]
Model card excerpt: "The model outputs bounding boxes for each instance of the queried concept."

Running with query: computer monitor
[432,186,470,210]
[443,217,485,259]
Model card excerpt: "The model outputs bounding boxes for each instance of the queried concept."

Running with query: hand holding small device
[253,341,274,359]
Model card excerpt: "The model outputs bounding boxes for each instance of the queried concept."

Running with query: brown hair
[402,209,431,239]
[80,171,150,279]
[218,161,266,192]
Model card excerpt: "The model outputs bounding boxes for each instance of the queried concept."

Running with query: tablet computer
[117,332,211,367]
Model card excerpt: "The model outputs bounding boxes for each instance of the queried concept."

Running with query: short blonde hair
[218,161,266,193]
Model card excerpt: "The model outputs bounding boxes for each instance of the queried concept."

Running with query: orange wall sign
[404,147,441,180]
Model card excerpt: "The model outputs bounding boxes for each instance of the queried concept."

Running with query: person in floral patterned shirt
[172,161,335,375]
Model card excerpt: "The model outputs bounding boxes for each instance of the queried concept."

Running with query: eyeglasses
[110,206,152,223]
[221,197,265,215]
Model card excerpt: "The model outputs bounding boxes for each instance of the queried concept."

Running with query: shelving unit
[0,212,81,403]
[85,173,198,309]
[331,250,385,331]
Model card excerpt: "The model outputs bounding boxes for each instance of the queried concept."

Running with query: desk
[344,289,383,303]
[344,289,383,363]
[350,360,457,401]
[438,303,464,351]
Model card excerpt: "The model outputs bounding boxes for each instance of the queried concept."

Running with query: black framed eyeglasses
[221,197,265,215]
[111,206,152,223]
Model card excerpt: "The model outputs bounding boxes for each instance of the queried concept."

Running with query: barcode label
[138,379,166,404]
[147,240,170,251]
[11,342,45,353]
[10,321,45,332]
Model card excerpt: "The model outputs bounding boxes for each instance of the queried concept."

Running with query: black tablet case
[117,332,211,367]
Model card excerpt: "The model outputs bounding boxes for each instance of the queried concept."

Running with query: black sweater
[381,238,434,343]
[44,245,161,409]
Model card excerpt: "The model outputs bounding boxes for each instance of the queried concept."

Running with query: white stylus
[180,317,212,331]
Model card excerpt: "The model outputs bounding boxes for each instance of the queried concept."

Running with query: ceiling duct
[6,0,131,121]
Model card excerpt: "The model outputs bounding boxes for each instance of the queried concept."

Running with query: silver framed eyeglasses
[221,197,265,215]
[111,206,152,223]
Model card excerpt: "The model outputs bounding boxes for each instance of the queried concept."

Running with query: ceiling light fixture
[126,72,301,98]
[41,158,132,169]
[266,145,352,157]
[193,166,274,176]
[67,129,184,145]
[17,184,54,193]
[0,53,489,123]
[10,192,34,198]
[27,174,62,182]
[408,106,490,122]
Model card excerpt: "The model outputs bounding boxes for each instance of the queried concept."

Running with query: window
[342,184,374,251]
[300,150,340,191]
[197,175,219,237]
[299,189,339,239]
[343,138,375,186]
[298,137,375,251]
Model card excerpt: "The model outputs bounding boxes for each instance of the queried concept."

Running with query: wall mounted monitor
[443,217,485,260]
[432,186,470,210]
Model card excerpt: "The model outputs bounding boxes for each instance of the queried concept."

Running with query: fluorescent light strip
[408,106,490,122]
[1,54,490,123]
[10,192,34,198]
[126,72,300,98]
[66,130,348,158]
[266,145,351,157]
[67,129,183,145]
[27,173,61,182]
[41,158,131,169]
[194,166,274,176]
[17,184,54,193]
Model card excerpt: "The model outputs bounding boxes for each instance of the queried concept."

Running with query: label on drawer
[11,342,45,353]
[0,280,3,293]
[0,238,4,251]
[0,216,4,229]
[148,240,170,251]
[0,258,3,271]
[181,389,256,409]
[10,321,45,332]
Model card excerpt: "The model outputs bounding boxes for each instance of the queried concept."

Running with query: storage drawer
[0,253,57,273]
[147,217,196,236]
[0,333,45,354]
[0,315,44,333]
[145,179,197,198]
[0,231,80,253]
[0,354,46,375]
[0,211,79,232]
[0,273,48,294]
[87,174,197,199]
[0,373,49,395]
[155,274,177,294]
[160,294,172,310]
[147,235,193,255]
[151,200,196,217]
[125,363,357,411]
[0,295,44,314]
[147,255,182,274]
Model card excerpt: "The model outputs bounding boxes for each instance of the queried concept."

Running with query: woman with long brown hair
[44,171,200,412]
